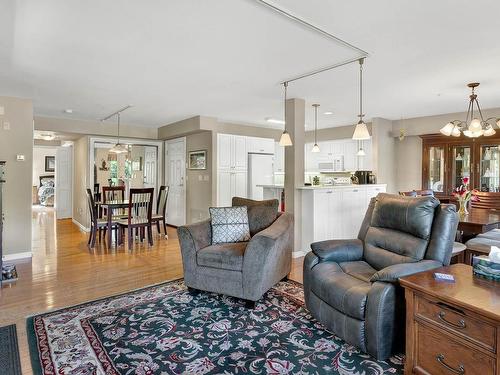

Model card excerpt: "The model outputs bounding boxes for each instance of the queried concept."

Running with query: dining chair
[400,189,434,197]
[471,191,500,210]
[102,185,126,218]
[117,188,155,248]
[152,185,169,239]
[86,188,118,247]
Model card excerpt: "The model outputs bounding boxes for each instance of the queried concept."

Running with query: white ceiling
[1,0,500,130]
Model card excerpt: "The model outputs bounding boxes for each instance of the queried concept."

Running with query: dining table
[457,207,500,239]
[96,200,129,245]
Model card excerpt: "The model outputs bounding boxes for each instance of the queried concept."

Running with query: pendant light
[357,140,366,156]
[352,58,371,140]
[279,82,293,146]
[311,104,320,152]
[109,112,129,154]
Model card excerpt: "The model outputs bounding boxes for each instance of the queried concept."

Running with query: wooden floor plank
[0,206,304,374]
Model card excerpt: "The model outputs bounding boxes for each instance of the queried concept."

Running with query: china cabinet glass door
[479,145,500,192]
[428,146,445,193]
[451,145,471,190]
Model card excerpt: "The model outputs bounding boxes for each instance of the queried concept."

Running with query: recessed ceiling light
[324,111,333,115]
[40,133,56,141]
[64,109,73,114]
[266,117,285,125]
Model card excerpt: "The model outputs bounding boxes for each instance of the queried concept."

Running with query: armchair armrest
[242,213,293,300]
[370,260,442,283]
[310,239,363,263]
[177,219,212,253]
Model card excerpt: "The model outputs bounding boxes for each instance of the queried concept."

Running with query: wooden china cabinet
[421,133,500,199]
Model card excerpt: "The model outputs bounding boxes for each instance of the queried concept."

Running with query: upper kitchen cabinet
[304,138,373,172]
[246,136,275,154]
[217,134,247,171]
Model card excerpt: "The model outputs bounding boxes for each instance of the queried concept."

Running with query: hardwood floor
[0,206,304,374]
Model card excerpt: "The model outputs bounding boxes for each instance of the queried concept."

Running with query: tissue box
[473,255,500,282]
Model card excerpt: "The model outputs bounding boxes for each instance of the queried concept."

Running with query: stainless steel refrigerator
[248,153,274,200]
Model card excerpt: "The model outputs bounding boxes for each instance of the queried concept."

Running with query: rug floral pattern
[28,280,404,374]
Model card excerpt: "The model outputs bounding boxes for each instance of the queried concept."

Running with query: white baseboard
[292,250,309,258]
[72,218,90,232]
[2,251,33,262]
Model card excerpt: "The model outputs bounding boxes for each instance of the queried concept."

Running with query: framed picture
[132,157,142,171]
[188,150,207,170]
[45,156,55,172]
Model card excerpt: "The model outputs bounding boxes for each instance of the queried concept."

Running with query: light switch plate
[16,154,25,161]
[3,121,10,130]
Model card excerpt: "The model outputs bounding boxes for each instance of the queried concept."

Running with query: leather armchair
[303,193,458,360]
[177,198,294,305]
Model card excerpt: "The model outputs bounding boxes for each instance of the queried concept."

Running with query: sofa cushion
[309,262,371,320]
[209,206,251,244]
[371,193,439,240]
[339,261,377,283]
[232,197,278,236]
[197,242,247,271]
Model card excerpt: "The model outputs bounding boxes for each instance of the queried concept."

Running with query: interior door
[55,146,73,219]
[166,138,186,226]
[143,146,157,189]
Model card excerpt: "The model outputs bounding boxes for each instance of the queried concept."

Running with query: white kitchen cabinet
[274,142,285,173]
[217,170,247,206]
[358,140,373,171]
[217,134,247,171]
[247,137,275,154]
[343,140,359,172]
[300,185,386,252]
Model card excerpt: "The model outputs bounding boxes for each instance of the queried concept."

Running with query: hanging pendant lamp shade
[311,104,320,152]
[352,58,371,140]
[109,112,129,154]
[279,82,293,146]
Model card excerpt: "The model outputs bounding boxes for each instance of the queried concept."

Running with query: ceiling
[1,0,500,130]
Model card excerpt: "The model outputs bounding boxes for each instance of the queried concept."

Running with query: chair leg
[245,300,256,309]
[98,228,102,242]
[87,226,93,245]
[90,228,96,248]
[156,221,160,236]
[128,227,133,249]
[163,220,168,239]
[147,225,153,246]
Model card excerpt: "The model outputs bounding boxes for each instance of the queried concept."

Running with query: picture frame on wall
[188,150,207,170]
[45,156,55,172]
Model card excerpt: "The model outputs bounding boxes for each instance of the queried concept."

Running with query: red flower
[462,177,469,185]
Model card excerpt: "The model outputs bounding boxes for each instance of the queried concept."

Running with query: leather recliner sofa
[303,193,459,359]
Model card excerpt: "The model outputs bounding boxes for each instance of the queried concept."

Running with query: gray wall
[72,136,90,228]
[186,131,213,224]
[0,96,34,257]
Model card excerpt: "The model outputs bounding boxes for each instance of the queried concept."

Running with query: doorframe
[165,137,186,226]
[88,136,164,196]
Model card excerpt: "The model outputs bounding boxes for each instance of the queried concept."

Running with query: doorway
[165,137,186,226]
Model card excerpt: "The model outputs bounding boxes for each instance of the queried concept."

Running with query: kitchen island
[299,184,386,253]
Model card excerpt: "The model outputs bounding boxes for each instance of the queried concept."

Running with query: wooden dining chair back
[471,191,500,210]
[86,188,116,247]
[400,189,434,197]
[102,186,126,217]
[152,185,169,238]
[118,188,155,247]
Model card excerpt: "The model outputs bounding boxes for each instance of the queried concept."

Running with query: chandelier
[440,83,500,138]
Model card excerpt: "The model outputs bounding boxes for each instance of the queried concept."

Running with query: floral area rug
[27,279,404,374]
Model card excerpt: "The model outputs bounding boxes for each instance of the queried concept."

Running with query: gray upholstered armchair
[177,198,293,307]
[303,193,458,360]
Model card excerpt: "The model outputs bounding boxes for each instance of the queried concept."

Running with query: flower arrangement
[452,177,478,215]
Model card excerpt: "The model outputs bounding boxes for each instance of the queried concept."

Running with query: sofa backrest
[363,193,440,270]
[232,197,279,236]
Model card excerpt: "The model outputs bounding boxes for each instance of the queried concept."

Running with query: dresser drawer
[415,323,495,375]
[415,295,496,352]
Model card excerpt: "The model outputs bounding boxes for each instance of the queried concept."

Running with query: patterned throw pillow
[209,206,251,244]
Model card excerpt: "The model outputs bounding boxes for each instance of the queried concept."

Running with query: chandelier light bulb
[484,125,496,137]
[440,122,454,136]
[497,119,500,128]
[451,126,461,137]
[469,118,482,132]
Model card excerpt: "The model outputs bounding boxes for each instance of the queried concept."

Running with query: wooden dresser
[400,264,500,375]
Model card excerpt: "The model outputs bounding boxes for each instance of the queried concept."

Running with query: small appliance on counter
[354,170,376,185]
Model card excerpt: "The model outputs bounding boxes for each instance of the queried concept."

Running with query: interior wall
[33,146,57,186]
[185,131,213,224]
[0,96,34,258]
[72,136,89,229]
[372,117,396,193]
[395,136,422,192]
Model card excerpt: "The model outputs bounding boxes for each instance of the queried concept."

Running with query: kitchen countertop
[257,184,285,188]
[297,184,387,190]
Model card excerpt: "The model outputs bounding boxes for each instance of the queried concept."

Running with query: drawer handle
[438,311,466,329]
[436,354,465,375]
